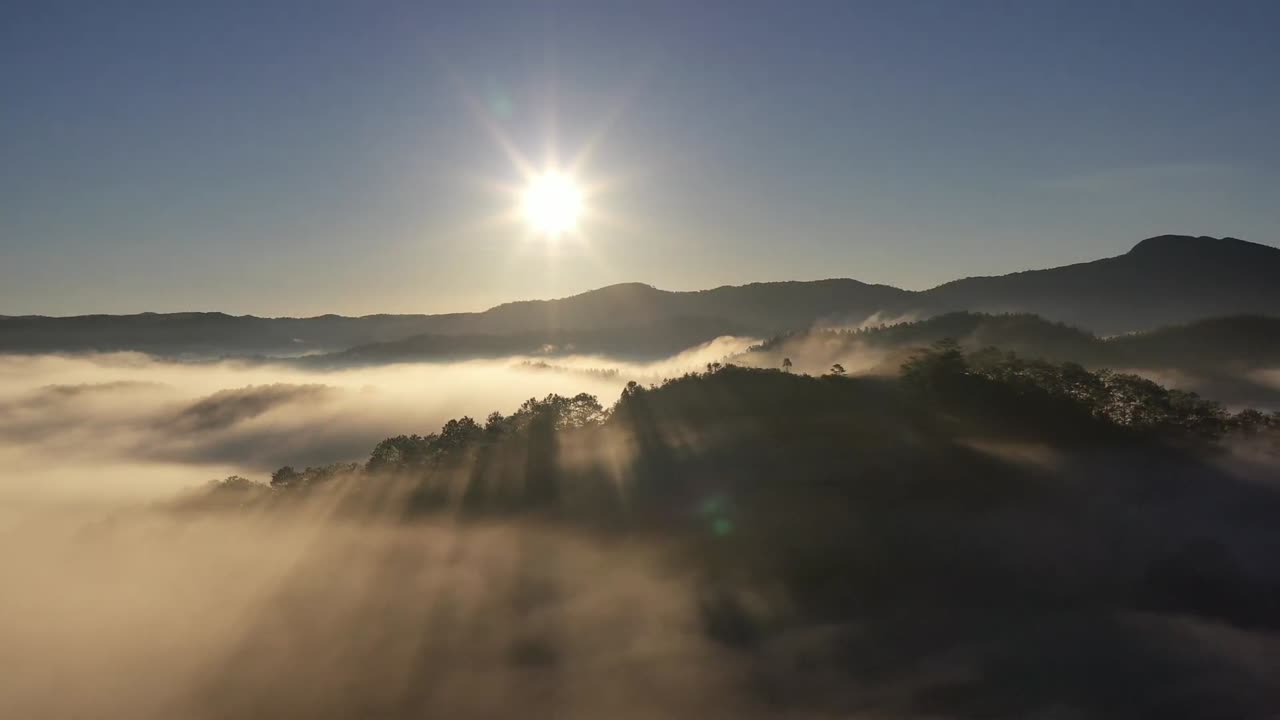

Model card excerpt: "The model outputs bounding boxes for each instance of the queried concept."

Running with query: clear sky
[4,0,1278,316]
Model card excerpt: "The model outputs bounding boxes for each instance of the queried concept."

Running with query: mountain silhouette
[2,235,1276,356]
[303,316,752,366]
[922,235,1280,334]
[464,279,908,334]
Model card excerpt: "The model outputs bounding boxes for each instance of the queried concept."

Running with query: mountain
[735,312,1280,410]
[2,235,1277,357]
[0,312,451,356]
[922,235,1280,334]
[459,234,1280,339]
[471,279,909,335]
[1106,314,1280,370]
[745,311,1101,360]
[303,317,752,366]
[743,312,1280,371]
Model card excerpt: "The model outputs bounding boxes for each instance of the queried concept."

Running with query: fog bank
[0,340,751,502]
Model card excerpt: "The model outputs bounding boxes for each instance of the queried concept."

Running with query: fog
[8,502,1274,719]
[1119,366,1280,414]
[0,338,754,503]
[2,341,1279,717]
[0,343,761,718]
[733,336,899,377]
[0,507,763,720]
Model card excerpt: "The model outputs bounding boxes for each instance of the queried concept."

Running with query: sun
[521,172,583,237]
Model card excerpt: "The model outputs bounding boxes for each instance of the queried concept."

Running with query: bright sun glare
[521,172,583,237]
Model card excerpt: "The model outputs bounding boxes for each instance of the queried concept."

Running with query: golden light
[521,172,583,237]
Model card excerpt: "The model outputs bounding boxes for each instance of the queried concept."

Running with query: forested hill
[192,350,1280,719]
[744,313,1280,372]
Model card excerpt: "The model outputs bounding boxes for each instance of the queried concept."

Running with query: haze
[0,340,762,505]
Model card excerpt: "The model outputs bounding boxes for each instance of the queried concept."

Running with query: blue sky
[3,0,1278,315]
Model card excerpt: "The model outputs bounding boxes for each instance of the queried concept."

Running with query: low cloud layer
[1,340,1278,717]
[0,340,760,501]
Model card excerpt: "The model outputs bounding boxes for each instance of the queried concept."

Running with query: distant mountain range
[745,312,1280,371]
[3,235,1278,358]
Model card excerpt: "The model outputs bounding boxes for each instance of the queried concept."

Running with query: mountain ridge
[3,235,1277,356]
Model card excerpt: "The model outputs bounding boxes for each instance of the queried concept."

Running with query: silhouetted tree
[292,463,359,486]
[1229,408,1279,434]
[523,404,559,506]
[900,338,967,393]
[214,475,260,492]
[270,465,299,488]
[438,416,483,451]
[366,434,437,472]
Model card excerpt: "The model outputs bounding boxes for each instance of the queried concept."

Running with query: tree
[270,465,299,488]
[510,393,606,430]
[213,475,261,492]
[562,392,607,428]
[294,463,360,487]
[438,416,483,450]
[782,357,793,373]
[366,433,437,472]
[484,411,508,437]
[900,338,967,391]
[1230,408,1276,433]
[829,363,846,376]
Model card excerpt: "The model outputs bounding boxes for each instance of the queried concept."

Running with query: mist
[3,338,1280,717]
[0,344,761,718]
[0,505,767,719]
[0,344,764,503]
